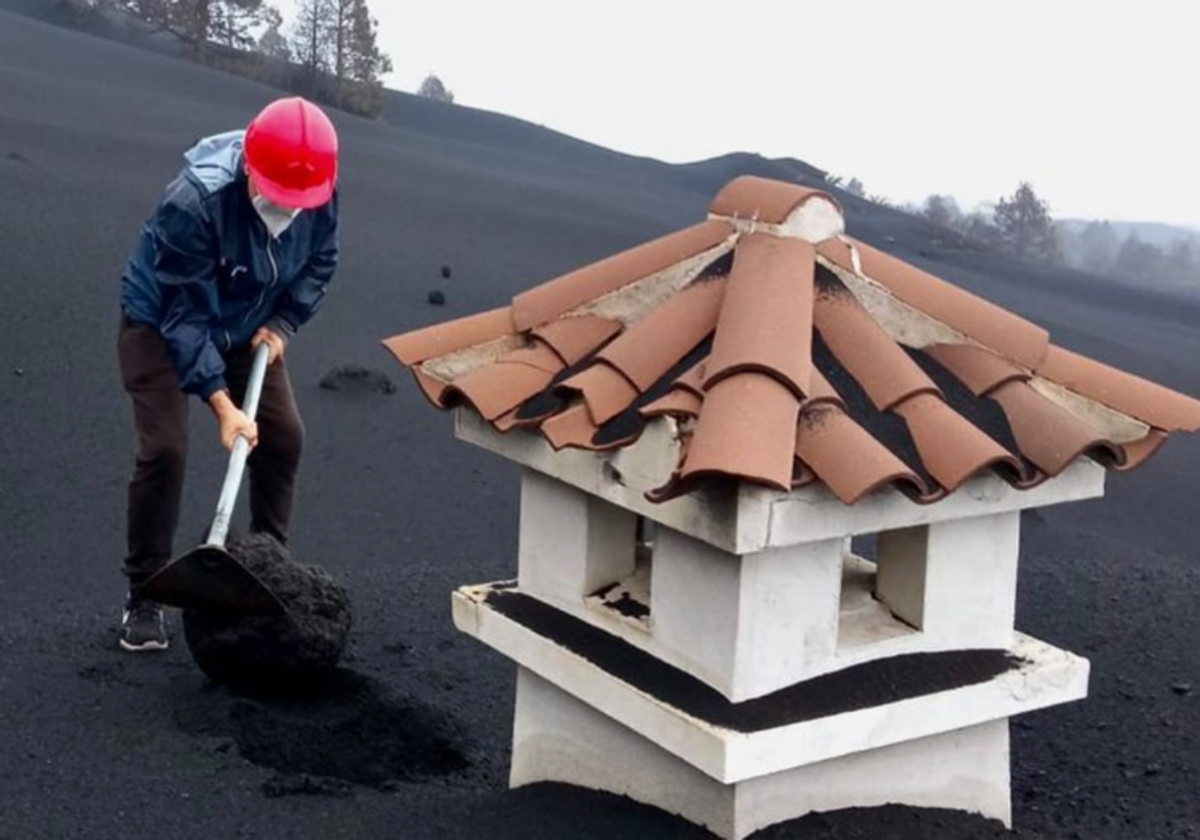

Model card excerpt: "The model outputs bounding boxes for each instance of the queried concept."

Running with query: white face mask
[252,194,301,239]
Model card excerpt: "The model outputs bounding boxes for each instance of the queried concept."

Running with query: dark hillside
[1,7,1198,840]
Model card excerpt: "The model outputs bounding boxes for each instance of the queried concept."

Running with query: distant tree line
[61,0,393,117]
[825,172,1199,286]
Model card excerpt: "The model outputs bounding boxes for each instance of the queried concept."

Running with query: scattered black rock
[182,534,352,697]
[1170,682,1192,695]
[261,772,354,799]
[440,264,452,279]
[317,363,396,395]
[5,151,29,164]
[228,671,470,787]
[427,290,446,306]
[13,368,24,376]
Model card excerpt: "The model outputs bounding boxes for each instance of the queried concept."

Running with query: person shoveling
[116,97,350,682]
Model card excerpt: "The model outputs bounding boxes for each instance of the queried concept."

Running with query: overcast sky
[277,1,1200,228]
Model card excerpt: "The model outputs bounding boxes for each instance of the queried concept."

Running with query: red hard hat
[244,97,338,210]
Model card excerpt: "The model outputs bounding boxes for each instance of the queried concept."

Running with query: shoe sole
[119,638,169,652]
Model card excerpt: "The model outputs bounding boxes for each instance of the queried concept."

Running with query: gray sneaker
[120,593,169,652]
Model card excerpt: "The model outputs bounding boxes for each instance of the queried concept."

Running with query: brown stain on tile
[705,234,814,399]
[596,278,726,392]
[512,221,733,331]
[532,316,624,366]
[795,405,928,505]
[815,284,940,411]
[709,176,841,225]
[823,238,1050,370]
[1038,345,1200,432]
[679,372,801,491]
[382,307,515,366]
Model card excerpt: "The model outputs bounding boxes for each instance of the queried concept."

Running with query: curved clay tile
[541,403,602,451]
[1111,429,1169,471]
[596,279,726,392]
[412,366,451,408]
[820,238,1050,371]
[556,363,640,426]
[446,359,561,422]
[988,380,1121,476]
[673,359,708,397]
[382,306,516,366]
[923,343,1029,397]
[640,390,703,420]
[893,393,1023,492]
[531,316,624,366]
[512,220,733,331]
[1037,345,1200,433]
[709,176,842,224]
[795,405,929,505]
[679,372,801,491]
[814,283,940,411]
[804,369,844,410]
[704,234,814,399]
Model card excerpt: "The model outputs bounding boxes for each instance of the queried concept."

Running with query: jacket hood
[183,130,246,195]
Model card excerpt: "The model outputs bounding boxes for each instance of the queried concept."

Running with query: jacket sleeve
[269,191,339,338]
[153,181,227,400]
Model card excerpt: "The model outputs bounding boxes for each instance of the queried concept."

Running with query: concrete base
[454,583,1089,782]
[512,669,1012,840]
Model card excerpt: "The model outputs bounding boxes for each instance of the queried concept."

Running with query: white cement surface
[512,669,1013,840]
[453,582,1090,784]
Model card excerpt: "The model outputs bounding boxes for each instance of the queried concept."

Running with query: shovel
[138,343,285,615]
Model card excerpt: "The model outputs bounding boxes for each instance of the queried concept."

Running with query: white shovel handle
[205,342,271,548]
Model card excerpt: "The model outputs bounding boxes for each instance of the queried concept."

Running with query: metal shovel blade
[138,544,285,616]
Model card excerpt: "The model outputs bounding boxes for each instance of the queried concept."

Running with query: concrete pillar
[510,669,1013,840]
[517,469,638,612]
[875,512,1021,650]
[652,527,843,701]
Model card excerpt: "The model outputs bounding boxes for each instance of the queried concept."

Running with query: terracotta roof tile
[988,380,1120,476]
[1111,429,1169,471]
[709,176,841,224]
[531,316,624,366]
[596,278,726,392]
[923,343,1028,397]
[382,306,515,366]
[704,234,814,398]
[893,393,1022,492]
[384,175,1200,507]
[640,390,703,420]
[814,281,940,411]
[820,238,1050,370]
[675,372,800,491]
[556,363,640,426]
[512,220,733,331]
[1038,345,1200,432]
[447,359,559,421]
[795,405,928,505]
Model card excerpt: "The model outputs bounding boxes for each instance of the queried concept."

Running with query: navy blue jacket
[120,131,338,399]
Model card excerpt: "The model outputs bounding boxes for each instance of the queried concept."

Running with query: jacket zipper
[243,233,280,325]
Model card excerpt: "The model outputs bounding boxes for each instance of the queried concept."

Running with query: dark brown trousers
[118,316,305,588]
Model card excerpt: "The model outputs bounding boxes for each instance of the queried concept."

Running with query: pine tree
[417,74,454,103]
[994,183,1058,260]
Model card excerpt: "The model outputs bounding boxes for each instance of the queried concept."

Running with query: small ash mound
[318,364,396,395]
[229,671,470,787]
[183,534,352,696]
[427,290,446,306]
